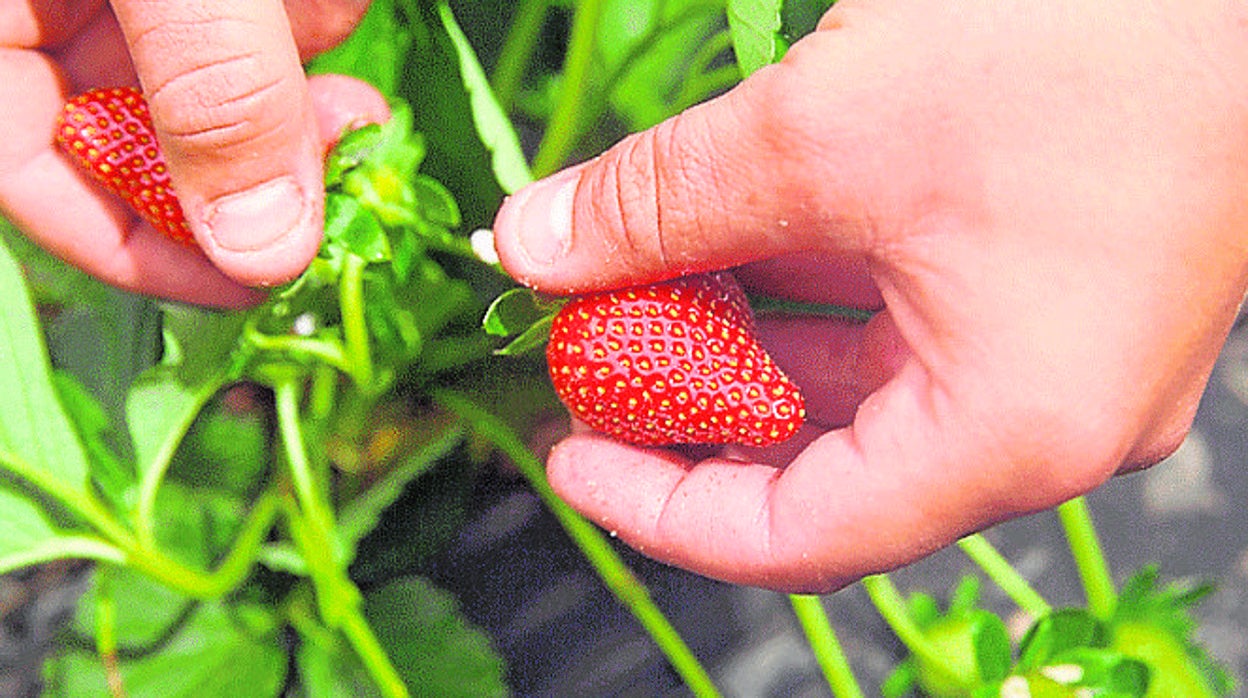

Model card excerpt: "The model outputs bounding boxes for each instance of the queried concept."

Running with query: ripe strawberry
[55,86,194,245]
[547,272,805,447]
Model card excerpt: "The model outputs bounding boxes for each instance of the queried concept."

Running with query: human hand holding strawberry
[0,0,386,306]
[493,0,1248,591]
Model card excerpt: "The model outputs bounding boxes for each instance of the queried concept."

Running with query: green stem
[273,377,407,697]
[243,328,351,374]
[490,0,550,111]
[789,594,865,698]
[861,574,968,689]
[0,448,135,549]
[435,390,721,698]
[531,0,607,176]
[1057,496,1116,619]
[136,377,225,547]
[340,604,409,698]
[339,253,374,391]
[126,492,281,599]
[956,534,1051,618]
[274,378,336,538]
[95,567,125,698]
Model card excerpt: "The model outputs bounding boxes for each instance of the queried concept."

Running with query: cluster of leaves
[880,568,1232,698]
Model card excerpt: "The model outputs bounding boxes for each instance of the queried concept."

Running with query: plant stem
[274,377,408,697]
[274,378,336,538]
[0,449,136,549]
[340,603,409,698]
[861,574,968,690]
[339,253,374,391]
[531,0,607,176]
[491,0,550,111]
[126,492,280,599]
[956,534,1050,618]
[789,594,865,698]
[95,567,125,698]
[1057,496,1117,619]
[435,390,721,698]
[135,377,225,548]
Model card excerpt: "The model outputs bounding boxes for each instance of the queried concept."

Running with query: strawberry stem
[435,390,722,698]
[957,533,1051,618]
[1057,497,1117,619]
[789,594,866,698]
[861,574,971,690]
[340,253,375,391]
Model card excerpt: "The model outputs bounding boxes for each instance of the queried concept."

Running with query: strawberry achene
[547,272,805,447]
[56,86,195,245]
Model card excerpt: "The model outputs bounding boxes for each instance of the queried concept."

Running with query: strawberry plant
[0,0,1238,696]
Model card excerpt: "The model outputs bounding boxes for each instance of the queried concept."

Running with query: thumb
[493,53,877,293]
[111,0,323,287]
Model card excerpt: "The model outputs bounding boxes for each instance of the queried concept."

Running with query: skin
[0,0,386,307]
[493,0,1248,592]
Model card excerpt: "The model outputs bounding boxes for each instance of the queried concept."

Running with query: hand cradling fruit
[55,86,195,245]
[545,272,805,447]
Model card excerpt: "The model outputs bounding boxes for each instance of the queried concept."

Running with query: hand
[492,0,1248,592]
[0,0,388,306]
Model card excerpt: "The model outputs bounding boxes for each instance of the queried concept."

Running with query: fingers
[0,51,260,306]
[546,358,1118,593]
[110,0,323,287]
[492,30,899,293]
[305,73,390,149]
[283,0,372,59]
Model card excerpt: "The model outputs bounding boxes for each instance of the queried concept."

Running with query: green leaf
[0,487,123,574]
[128,308,241,501]
[434,0,533,195]
[325,194,393,263]
[44,596,286,698]
[364,576,508,697]
[482,287,563,337]
[727,0,786,77]
[493,314,554,356]
[1017,609,1106,672]
[307,0,408,96]
[0,235,91,490]
[53,371,135,512]
[600,0,730,130]
[396,0,512,226]
[970,611,1012,683]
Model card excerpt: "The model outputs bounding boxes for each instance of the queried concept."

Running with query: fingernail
[203,177,309,252]
[514,167,579,267]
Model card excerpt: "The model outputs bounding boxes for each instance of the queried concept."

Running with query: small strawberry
[546,272,805,447]
[55,86,194,245]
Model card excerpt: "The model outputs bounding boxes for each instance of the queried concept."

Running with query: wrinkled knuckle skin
[149,64,300,162]
[136,18,303,162]
[580,128,669,275]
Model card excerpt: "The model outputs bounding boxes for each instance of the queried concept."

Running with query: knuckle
[579,110,721,276]
[139,20,302,160]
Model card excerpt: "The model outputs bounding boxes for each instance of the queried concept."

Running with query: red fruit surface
[547,272,806,447]
[55,86,194,245]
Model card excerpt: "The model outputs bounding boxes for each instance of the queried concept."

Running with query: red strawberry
[55,86,194,245]
[546,272,805,447]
